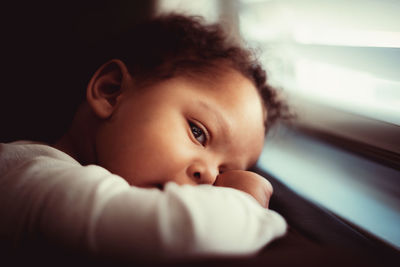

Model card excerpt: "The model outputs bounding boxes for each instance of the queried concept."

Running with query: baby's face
[94,69,266,188]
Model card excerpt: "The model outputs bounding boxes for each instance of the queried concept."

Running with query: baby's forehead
[132,64,266,130]
[184,68,265,117]
[171,66,253,95]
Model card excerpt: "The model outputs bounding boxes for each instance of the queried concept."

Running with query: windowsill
[258,126,400,249]
[285,93,400,169]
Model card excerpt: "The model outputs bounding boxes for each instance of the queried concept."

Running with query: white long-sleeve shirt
[0,141,286,260]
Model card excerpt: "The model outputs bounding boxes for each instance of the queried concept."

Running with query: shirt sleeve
[0,153,287,260]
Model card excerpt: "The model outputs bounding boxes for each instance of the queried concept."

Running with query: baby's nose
[187,163,218,185]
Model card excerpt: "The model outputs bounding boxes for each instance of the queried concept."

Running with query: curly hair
[87,14,289,131]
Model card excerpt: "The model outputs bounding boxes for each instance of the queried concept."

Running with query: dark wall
[1,1,154,143]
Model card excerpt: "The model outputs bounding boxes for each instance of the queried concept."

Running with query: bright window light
[293,29,400,48]
[290,59,400,125]
[238,0,400,125]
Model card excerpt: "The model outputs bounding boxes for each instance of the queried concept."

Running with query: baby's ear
[86,59,131,119]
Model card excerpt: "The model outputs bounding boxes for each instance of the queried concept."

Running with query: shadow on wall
[1,1,154,144]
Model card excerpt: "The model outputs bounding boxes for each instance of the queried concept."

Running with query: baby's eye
[189,121,207,146]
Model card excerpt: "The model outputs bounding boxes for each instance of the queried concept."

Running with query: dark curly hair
[86,14,289,131]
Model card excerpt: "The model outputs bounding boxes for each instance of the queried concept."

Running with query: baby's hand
[214,170,273,208]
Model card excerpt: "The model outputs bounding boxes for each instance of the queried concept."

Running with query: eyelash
[189,120,209,146]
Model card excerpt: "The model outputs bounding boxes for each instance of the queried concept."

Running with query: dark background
[1,1,154,143]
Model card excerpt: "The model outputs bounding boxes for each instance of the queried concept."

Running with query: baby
[0,14,287,261]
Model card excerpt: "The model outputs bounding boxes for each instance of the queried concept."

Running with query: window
[238,0,400,156]
[238,0,400,248]
[239,0,400,122]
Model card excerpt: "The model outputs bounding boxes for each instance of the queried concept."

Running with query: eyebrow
[197,101,231,141]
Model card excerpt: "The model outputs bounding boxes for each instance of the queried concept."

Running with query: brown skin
[54,59,273,208]
[215,171,273,208]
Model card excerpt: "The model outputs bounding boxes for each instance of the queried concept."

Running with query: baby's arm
[94,182,286,259]
[0,145,286,261]
[214,170,273,208]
